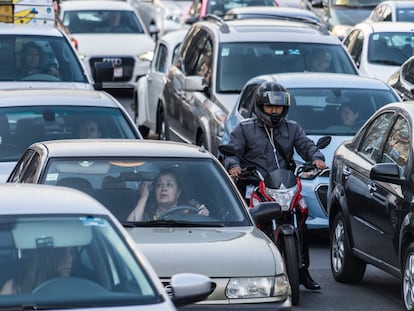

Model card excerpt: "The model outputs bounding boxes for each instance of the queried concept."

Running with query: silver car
[8,139,292,310]
[0,183,211,310]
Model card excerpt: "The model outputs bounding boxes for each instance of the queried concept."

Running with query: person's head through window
[339,102,361,127]
[79,119,101,138]
[21,42,43,75]
[0,247,75,295]
[154,169,182,211]
[310,49,332,72]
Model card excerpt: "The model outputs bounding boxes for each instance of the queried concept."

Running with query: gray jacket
[222,117,325,176]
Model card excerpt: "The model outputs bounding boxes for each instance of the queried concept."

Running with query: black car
[388,55,414,101]
[327,101,414,310]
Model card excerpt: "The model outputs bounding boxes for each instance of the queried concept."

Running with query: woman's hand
[196,203,209,216]
[139,181,152,200]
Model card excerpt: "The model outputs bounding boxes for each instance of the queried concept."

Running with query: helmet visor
[263,91,289,106]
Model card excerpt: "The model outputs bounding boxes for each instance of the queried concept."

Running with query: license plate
[114,67,123,78]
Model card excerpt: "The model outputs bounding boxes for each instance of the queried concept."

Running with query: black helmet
[255,82,290,127]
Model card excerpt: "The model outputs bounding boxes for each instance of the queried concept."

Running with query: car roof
[200,18,338,43]
[61,0,137,11]
[381,100,414,113]
[0,23,64,37]
[31,139,215,158]
[0,89,120,108]
[0,183,109,215]
[245,72,396,90]
[355,21,414,32]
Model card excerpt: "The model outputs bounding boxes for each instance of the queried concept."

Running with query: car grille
[90,57,135,82]
[315,184,328,215]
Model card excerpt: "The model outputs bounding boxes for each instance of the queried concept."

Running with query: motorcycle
[219,136,330,305]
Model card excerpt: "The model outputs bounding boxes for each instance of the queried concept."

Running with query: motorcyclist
[221,81,326,291]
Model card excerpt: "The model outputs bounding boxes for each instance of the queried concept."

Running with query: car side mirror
[370,163,407,186]
[170,273,212,307]
[249,202,281,225]
[183,76,205,92]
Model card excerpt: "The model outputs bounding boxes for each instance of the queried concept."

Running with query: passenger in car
[339,102,361,128]
[20,42,43,76]
[0,247,74,295]
[127,168,209,221]
[310,49,332,72]
[78,119,102,138]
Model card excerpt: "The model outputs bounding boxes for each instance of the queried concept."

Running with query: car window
[0,35,87,83]
[194,38,213,86]
[357,112,395,163]
[154,42,168,73]
[40,158,250,226]
[0,215,160,306]
[183,30,208,75]
[381,115,411,171]
[7,149,36,183]
[368,33,414,65]
[402,58,414,84]
[217,43,357,92]
[0,106,138,162]
[63,10,145,34]
[343,29,363,66]
[237,83,260,118]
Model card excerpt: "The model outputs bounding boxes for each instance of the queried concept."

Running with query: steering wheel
[161,205,200,218]
[32,277,105,295]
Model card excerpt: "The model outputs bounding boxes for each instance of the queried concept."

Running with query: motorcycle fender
[278,224,295,236]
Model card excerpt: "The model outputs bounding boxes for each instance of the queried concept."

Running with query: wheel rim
[331,220,345,273]
[403,253,414,310]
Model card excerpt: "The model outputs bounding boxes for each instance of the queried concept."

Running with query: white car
[0,183,211,309]
[60,0,156,89]
[134,29,187,138]
[365,0,414,23]
[343,21,414,82]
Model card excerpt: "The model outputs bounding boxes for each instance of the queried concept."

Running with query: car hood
[361,64,399,83]
[128,227,280,277]
[214,93,240,114]
[0,82,93,90]
[0,162,17,182]
[73,34,155,55]
[294,135,350,166]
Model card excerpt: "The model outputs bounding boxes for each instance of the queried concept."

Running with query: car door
[343,112,395,253]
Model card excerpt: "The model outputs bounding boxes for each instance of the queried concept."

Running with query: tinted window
[368,33,414,65]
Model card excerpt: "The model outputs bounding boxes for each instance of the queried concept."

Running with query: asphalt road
[112,90,404,310]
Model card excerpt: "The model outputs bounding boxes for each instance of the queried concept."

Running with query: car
[326,100,414,310]
[133,29,187,138]
[0,183,211,309]
[0,23,109,90]
[0,88,142,181]
[7,139,292,309]
[388,55,414,101]
[343,21,414,82]
[60,0,156,89]
[161,16,359,155]
[220,72,401,230]
[365,0,414,23]
[223,5,322,23]
[183,0,280,24]
[300,0,383,39]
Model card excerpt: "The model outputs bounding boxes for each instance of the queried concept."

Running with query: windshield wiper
[122,220,225,227]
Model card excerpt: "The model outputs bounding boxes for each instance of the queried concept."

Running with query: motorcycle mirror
[218,144,237,156]
[316,136,331,149]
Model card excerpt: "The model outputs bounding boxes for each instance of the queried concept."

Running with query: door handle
[343,166,351,176]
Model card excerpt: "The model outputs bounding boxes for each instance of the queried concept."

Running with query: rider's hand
[312,159,326,170]
[229,166,241,178]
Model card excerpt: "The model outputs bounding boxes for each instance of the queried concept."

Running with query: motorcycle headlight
[226,275,289,298]
[265,185,297,211]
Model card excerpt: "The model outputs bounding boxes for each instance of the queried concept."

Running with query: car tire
[402,242,414,310]
[157,109,168,141]
[330,212,366,282]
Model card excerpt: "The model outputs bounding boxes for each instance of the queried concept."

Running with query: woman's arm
[127,181,152,221]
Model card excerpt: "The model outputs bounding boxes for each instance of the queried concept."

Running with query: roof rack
[0,0,55,26]
[203,14,230,33]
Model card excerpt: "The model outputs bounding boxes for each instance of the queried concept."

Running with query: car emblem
[102,58,122,66]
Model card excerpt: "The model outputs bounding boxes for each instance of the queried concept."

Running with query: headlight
[265,185,297,211]
[138,51,154,62]
[226,275,289,298]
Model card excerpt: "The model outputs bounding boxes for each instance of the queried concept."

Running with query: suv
[160,16,358,155]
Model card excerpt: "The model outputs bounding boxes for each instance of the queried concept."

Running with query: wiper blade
[122,220,225,227]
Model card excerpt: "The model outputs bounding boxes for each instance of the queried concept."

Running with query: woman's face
[56,247,74,277]
[155,173,181,209]
[340,106,359,126]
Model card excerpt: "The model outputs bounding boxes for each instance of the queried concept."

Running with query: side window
[21,152,41,183]
[382,6,392,21]
[188,0,202,19]
[8,149,36,183]
[402,59,414,84]
[182,30,206,75]
[154,43,168,73]
[194,38,213,86]
[344,30,363,66]
[358,112,394,163]
[381,116,410,171]
[238,83,259,118]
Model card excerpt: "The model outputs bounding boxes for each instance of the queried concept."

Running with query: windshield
[368,33,414,66]
[0,35,88,83]
[331,0,382,8]
[63,10,146,34]
[41,158,250,227]
[217,43,357,92]
[207,0,277,16]
[0,215,161,307]
[286,87,399,135]
[0,106,138,162]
